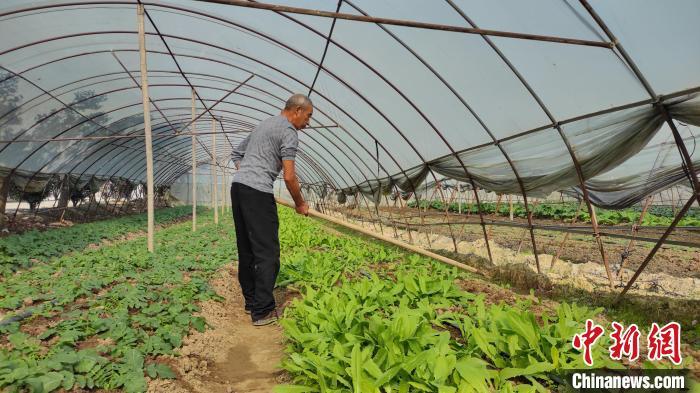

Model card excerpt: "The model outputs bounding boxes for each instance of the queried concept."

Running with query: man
[230,94,311,326]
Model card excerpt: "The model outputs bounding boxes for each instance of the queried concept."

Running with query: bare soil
[334,206,700,279]
[147,264,289,393]
[0,199,171,237]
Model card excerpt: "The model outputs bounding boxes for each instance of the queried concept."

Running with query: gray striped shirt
[231,115,299,194]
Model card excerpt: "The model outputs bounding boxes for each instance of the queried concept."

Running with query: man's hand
[295,201,309,216]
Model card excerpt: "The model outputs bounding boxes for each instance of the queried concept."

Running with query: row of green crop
[0,206,196,276]
[407,200,700,227]
[0,209,232,392]
[0,207,687,393]
[273,209,683,393]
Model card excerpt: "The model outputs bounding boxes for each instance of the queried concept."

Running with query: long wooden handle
[276,198,478,273]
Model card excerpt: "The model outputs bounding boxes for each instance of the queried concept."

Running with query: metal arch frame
[0,3,622,256]
[1,32,426,220]
[0,27,426,217]
[0,42,403,191]
[74,112,338,191]
[9,92,363,196]
[146,27,431,196]
[0,74,337,193]
[79,117,332,190]
[444,0,621,280]
[0,13,688,202]
[0,66,202,217]
[70,103,366,191]
[297,0,397,211]
[3,49,699,155]
[164,153,323,188]
[0,70,253,183]
[6,1,436,200]
[260,1,495,258]
[112,52,229,169]
[576,0,700,299]
[6,102,202,185]
[307,0,342,98]
[127,54,366,199]
[138,5,235,154]
[56,113,241,174]
[4,0,696,266]
[578,0,700,203]
[342,0,540,267]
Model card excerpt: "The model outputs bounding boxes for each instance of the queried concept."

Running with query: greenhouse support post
[616,195,696,303]
[220,168,226,217]
[549,201,584,272]
[487,194,503,240]
[383,194,399,238]
[191,88,197,231]
[509,195,513,221]
[137,3,155,252]
[211,119,219,225]
[0,176,8,217]
[393,187,410,242]
[587,204,614,288]
[79,175,97,223]
[395,186,414,243]
[435,179,458,253]
[548,201,584,271]
[617,195,652,277]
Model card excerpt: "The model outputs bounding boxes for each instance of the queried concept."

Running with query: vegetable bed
[407,200,700,227]
[0,208,232,392]
[0,207,689,393]
[0,206,196,276]
[274,209,688,392]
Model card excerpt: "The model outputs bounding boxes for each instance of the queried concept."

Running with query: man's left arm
[280,129,307,215]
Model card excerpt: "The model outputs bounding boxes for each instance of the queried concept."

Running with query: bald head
[282,94,313,130]
[284,94,313,111]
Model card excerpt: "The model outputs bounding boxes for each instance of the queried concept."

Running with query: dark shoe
[244,309,251,315]
[252,310,278,326]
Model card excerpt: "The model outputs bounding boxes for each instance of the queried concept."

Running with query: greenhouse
[0,0,698,392]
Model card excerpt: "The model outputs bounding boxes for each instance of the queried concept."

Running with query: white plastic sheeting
[0,1,698,208]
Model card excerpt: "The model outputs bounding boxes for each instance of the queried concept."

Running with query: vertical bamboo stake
[487,194,503,239]
[384,194,399,238]
[191,89,197,232]
[211,120,219,224]
[509,194,514,221]
[137,4,155,252]
[549,201,584,271]
[223,172,228,215]
[395,187,414,244]
[436,182,458,252]
[216,168,226,216]
[617,195,653,277]
[220,167,225,217]
[589,204,614,288]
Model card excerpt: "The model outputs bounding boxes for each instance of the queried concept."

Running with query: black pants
[231,182,280,320]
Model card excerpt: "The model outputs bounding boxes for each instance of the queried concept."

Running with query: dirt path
[148,264,288,393]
